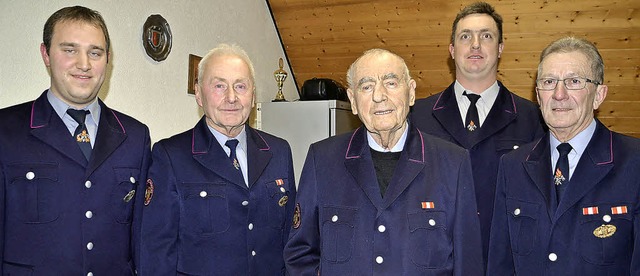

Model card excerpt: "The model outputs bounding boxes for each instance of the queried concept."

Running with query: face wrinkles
[41,21,108,108]
[347,53,416,148]
[450,14,503,86]
[195,55,255,137]
[536,51,607,141]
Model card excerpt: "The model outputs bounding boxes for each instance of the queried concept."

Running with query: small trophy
[272,58,288,102]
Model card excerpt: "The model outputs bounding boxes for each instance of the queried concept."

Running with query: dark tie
[225,139,244,184]
[67,109,92,161]
[463,91,481,132]
[554,143,573,203]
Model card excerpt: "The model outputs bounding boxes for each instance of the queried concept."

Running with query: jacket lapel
[474,83,518,144]
[380,125,426,213]
[431,84,469,147]
[554,121,614,220]
[191,118,246,188]
[523,136,556,219]
[29,92,88,167]
[246,127,272,188]
[344,127,384,210]
[86,101,127,176]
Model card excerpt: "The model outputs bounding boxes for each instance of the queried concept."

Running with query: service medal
[593,224,616,238]
[123,189,136,202]
[278,195,289,207]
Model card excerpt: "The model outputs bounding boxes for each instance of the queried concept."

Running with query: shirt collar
[47,89,101,126]
[208,124,247,152]
[550,118,596,158]
[454,80,500,105]
[366,122,408,153]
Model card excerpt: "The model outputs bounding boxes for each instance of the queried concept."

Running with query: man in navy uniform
[487,37,640,275]
[0,6,151,275]
[284,48,483,275]
[140,44,296,275]
[409,2,545,261]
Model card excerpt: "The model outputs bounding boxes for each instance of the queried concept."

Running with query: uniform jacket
[284,124,483,276]
[0,91,152,275]
[139,117,296,276]
[487,120,640,275]
[409,81,545,260]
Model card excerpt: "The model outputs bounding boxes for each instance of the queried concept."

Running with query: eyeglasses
[536,77,601,91]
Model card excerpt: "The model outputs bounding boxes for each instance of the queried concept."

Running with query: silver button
[251,250,256,256]
[242,200,249,206]
[87,273,93,276]
[429,219,436,226]
[87,242,94,250]
[548,253,557,261]
[603,215,611,223]
[85,181,92,188]
[129,176,136,183]
[378,225,386,233]
[514,208,521,216]
[248,223,254,230]
[513,145,519,150]
[280,187,286,193]
[331,215,338,222]
[26,171,35,180]
[200,191,207,198]
[376,256,384,264]
[85,211,93,219]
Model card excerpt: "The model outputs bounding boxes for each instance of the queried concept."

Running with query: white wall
[0,0,298,142]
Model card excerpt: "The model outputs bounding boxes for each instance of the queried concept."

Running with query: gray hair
[538,37,604,83]
[346,48,411,89]
[198,43,256,87]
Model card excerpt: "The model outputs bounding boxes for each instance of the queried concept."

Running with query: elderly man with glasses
[487,36,640,275]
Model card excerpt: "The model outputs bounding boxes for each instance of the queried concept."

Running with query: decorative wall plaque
[142,14,172,62]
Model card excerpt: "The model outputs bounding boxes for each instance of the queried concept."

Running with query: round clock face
[142,14,172,62]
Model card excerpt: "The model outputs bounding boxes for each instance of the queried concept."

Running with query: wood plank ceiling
[267,0,640,137]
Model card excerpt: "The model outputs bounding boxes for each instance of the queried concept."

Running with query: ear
[40,43,50,67]
[449,44,455,59]
[592,84,608,110]
[195,83,204,107]
[498,43,504,58]
[347,88,358,115]
[408,79,417,106]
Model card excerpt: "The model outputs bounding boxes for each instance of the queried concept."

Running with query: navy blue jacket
[0,91,151,275]
[284,124,483,275]
[140,117,296,276]
[409,82,545,260]
[487,120,640,275]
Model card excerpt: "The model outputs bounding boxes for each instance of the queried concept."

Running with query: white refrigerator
[255,100,361,184]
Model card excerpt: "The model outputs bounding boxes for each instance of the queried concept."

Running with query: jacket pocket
[6,162,59,223]
[321,205,357,263]
[407,210,451,268]
[264,178,290,229]
[111,167,140,224]
[180,182,229,235]
[506,198,540,256]
[2,261,34,276]
[579,203,633,265]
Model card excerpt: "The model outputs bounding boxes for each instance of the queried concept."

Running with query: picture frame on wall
[187,54,201,95]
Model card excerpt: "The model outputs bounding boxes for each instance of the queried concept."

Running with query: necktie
[463,91,481,132]
[554,143,573,203]
[67,109,92,161]
[225,139,244,184]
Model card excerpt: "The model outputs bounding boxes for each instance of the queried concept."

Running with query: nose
[225,88,238,103]
[76,54,91,71]
[551,82,569,101]
[372,83,387,103]
[471,35,480,50]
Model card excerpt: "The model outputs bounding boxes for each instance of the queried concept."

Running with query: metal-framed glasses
[536,77,601,91]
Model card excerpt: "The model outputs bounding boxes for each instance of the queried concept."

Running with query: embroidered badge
[467,121,477,132]
[421,201,435,209]
[582,206,599,215]
[275,179,284,186]
[611,206,628,215]
[144,179,154,206]
[76,130,91,143]
[553,168,565,186]
[123,189,136,203]
[279,195,289,207]
[292,203,301,229]
[233,159,240,170]
[593,224,616,238]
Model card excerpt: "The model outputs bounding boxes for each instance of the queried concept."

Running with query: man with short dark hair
[410,2,545,261]
[0,6,151,275]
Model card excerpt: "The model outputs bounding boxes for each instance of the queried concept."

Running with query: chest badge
[593,224,616,238]
[123,190,136,202]
[278,195,289,207]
